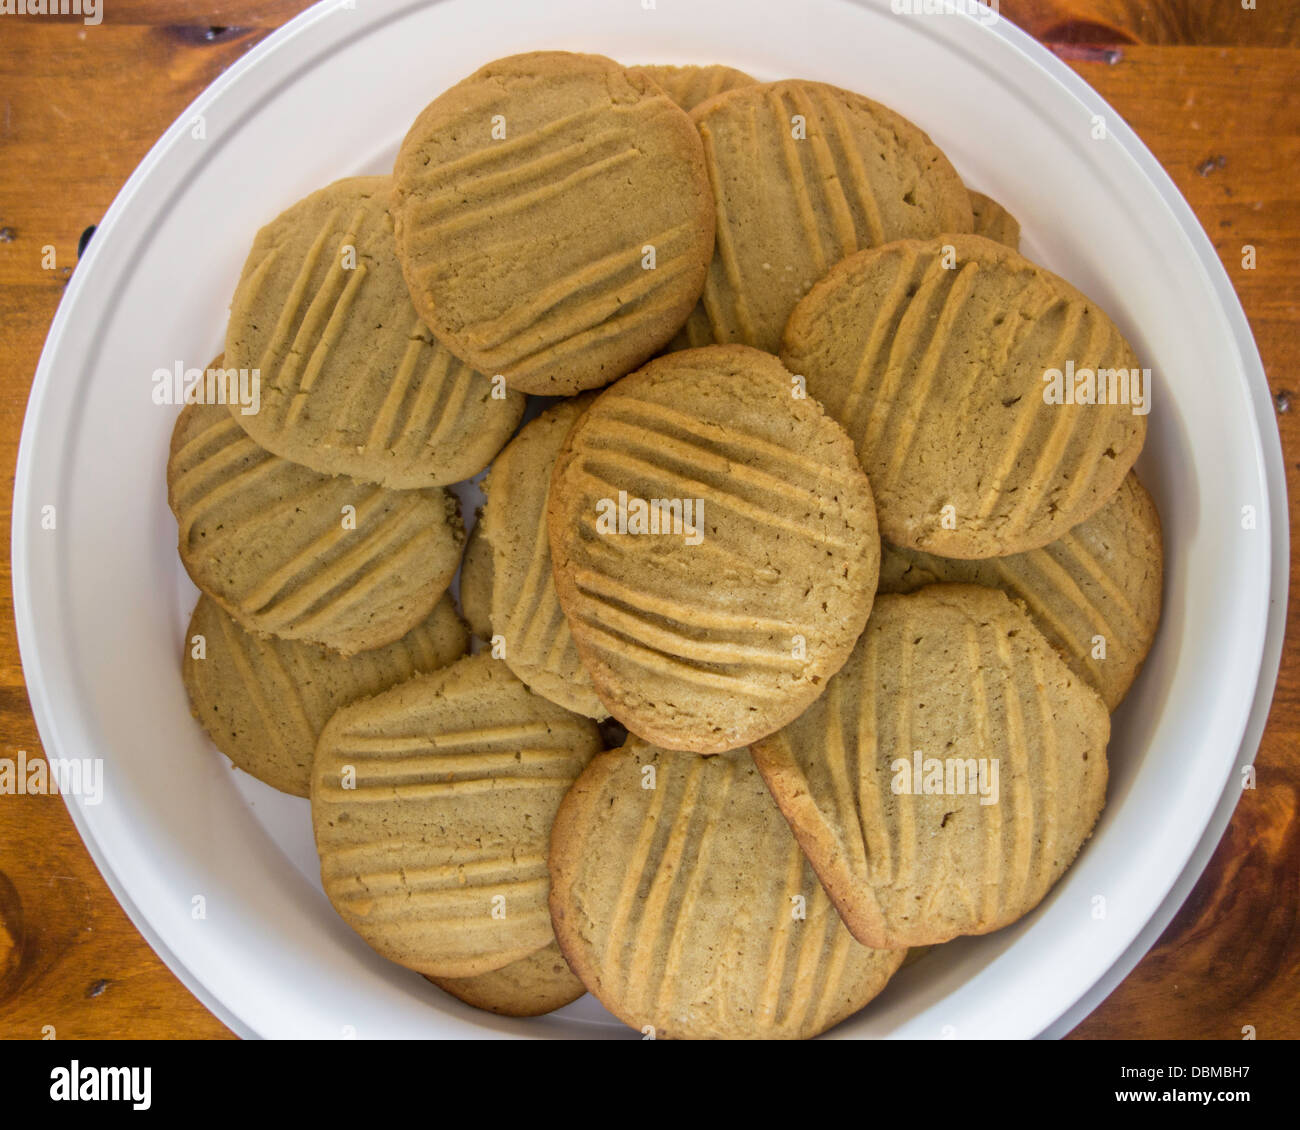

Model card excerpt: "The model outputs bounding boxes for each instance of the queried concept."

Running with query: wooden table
[0,1,1295,1040]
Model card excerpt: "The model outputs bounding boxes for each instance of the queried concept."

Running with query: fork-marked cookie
[547,345,880,753]
[392,51,715,395]
[168,400,463,655]
[312,653,602,977]
[751,585,1110,949]
[548,741,906,1039]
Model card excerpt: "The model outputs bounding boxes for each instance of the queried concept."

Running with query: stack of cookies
[170,51,1162,1039]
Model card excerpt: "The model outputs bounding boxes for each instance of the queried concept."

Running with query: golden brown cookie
[224,176,525,488]
[168,401,463,655]
[664,302,717,352]
[548,742,906,1040]
[547,345,880,753]
[426,941,586,1017]
[688,79,972,351]
[879,472,1162,710]
[969,189,1021,249]
[751,585,1110,949]
[458,517,495,641]
[782,234,1148,558]
[482,395,607,719]
[629,63,756,112]
[312,653,602,977]
[183,593,467,796]
[391,51,715,395]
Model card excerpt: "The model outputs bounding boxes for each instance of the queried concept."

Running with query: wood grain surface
[0,1,1295,1040]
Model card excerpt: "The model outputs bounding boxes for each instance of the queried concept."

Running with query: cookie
[548,742,906,1040]
[182,592,467,796]
[391,51,715,395]
[664,302,717,352]
[687,80,972,352]
[630,63,756,112]
[879,472,1162,710]
[782,234,1148,558]
[751,585,1110,949]
[168,400,463,655]
[547,346,880,753]
[426,940,585,1017]
[969,189,1020,249]
[312,652,602,977]
[224,176,525,489]
[458,517,495,641]
[482,395,607,719]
